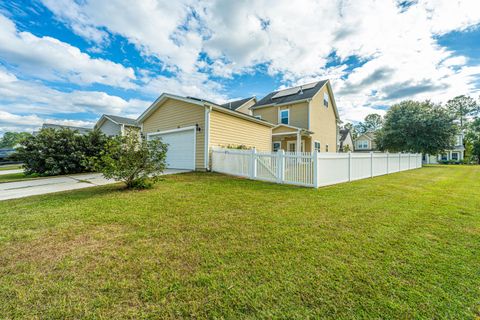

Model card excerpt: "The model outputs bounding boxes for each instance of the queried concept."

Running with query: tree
[15,128,108,176]
[354,113,383,134]
[466,118,480,163]
[89,131,168,189]
[0,132,31,148]
[376,100,457,154]
[445,95,477,129]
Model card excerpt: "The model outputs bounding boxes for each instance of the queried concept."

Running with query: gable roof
[339,129,351,143]
[137,93,274,127]
[104,115,139,126]
[42,123,91,134]
[356,132,376,141]
[221,97,255,111]
[253,80,328,108]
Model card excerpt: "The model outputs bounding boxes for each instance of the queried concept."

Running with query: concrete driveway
[0,169,189,201]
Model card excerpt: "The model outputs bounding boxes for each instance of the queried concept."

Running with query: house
[250,80,340,153]
[338,128,354,152]
[423,133,465,164]
[137,93,274,171]
[354,132,377,152]
[221,97,256,115]
[41,123,91,135]
[95,114,140,136]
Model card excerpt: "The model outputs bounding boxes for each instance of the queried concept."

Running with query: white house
[423,133,465,164]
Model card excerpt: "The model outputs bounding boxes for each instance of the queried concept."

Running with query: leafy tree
[89,131,167,189]
[466,118,480,163]
[354,113,383,134]
[343,122,358,139]
[0,132,31,148]
[445,95,477,129]
[376,100,457,154]
[15,128,108,176]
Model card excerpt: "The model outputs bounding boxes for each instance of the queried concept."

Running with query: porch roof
[272,124,314,136]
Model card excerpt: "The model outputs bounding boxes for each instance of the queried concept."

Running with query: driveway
[0,169,189,201]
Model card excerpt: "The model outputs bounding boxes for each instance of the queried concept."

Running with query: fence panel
[211,148,422,188]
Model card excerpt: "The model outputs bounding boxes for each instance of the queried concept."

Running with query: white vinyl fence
[211,148,422,188]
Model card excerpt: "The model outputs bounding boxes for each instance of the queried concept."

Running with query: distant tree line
[341,95,480,163]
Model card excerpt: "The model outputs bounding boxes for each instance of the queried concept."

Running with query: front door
[287,141,305,152]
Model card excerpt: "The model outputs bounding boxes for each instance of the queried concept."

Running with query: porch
[272,124,314,153]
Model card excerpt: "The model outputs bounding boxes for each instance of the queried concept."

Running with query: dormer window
[323,92,329,108]
[279,109,289,124]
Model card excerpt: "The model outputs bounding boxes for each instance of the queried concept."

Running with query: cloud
[0,13,136,88]
[8,0,480,126]
[0,68,149,133]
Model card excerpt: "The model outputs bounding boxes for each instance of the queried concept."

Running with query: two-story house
[354,132,377,152]
[250,80,341,153]
[423,133,465,164]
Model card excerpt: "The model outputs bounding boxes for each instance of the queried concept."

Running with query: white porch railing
[211,148,423,188]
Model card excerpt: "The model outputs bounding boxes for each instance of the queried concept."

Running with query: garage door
[149,128,195,170]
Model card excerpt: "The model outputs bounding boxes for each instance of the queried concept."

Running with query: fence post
[251,148,257,179]
[399,153,401,171]
[348,151,352,181]
[370,151,374,178]
[313,150,319,188]
[408,153,411,169]
[386,151,389,174]
[277,150,285,183]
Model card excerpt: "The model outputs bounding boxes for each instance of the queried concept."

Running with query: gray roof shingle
[253,80,328,108]
[220,97,255,111]
[105,115,139,127]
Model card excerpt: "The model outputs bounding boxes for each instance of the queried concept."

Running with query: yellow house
[251,80,341,153]
[137,94,274,171]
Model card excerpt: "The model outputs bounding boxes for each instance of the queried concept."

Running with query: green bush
[15,128,109,176]
[89,131,167,189]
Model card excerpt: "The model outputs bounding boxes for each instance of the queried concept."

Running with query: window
[254,115,262,120]
[357,140,369,149]
[323,92,329,107]
[273,142,281,152]
[314,141,321,152]
[441,154,448,161]
[452,152,459,161]
[456,135,462,146]
[325,144,329,152]
[279,109,289,124]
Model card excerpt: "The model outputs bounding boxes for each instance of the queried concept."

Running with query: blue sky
[0,0,479,134]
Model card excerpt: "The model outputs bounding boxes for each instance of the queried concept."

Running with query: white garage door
[149,128,195,170]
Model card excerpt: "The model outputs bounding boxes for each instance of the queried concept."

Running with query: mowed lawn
[1,166,479,318]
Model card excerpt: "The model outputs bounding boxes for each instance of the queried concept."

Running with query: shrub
[89,131,167,189]
[15,128,109,176]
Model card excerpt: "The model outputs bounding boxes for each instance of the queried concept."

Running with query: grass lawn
[1,166,479,318]
[0,164,22,171]
[0,172,43,184]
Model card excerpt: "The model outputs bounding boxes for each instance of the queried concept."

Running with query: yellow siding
[142,98,205,170]
[272,126,298,134]
[209,110,272,151]
[309,86,338,152]
[252,102,309,128]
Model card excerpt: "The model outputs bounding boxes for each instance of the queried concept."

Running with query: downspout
[204,105,212,170]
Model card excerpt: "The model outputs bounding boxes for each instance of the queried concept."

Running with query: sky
[0,0,480,134]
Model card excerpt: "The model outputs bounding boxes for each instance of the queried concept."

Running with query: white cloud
[0,13,136,88]
[0,68,150,133]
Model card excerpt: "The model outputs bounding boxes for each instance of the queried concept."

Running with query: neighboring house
[423,133,465,164]
[137,93,274,171]
[41,123,92,135]
[354,132,377,152]
[250,80,340,153]
[95,114,140,136]
[338,128,354,152]
[221,97,256,115]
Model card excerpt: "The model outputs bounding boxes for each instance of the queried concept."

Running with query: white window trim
[278,108,290,125]
[287,140,305,152]
[314,140,321,152]
[357,140,369,149]
[273,141,281,152]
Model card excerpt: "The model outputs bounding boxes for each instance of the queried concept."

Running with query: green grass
[0,172,41,183]
[1,166,479,318]
[0,164,22,171]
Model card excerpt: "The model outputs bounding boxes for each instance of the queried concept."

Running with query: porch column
[296,130,301,154]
